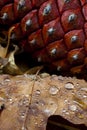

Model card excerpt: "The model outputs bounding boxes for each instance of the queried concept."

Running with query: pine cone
[0,0,87,75]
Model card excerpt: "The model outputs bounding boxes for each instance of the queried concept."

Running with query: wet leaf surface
[0,74,87,130]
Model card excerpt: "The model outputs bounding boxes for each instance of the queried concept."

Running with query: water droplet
[18,97,29,108]
[65,82,74,90]
[49,86,59,95]
[65,112,69,115]
[62,109,67,113]
[83,95,87,98]
[64,99,68,103]
[40,73,50,78]
[43,99,57,116]
[21,112,26,119]
[58,76,64,81]
[35,122,38,125]
[21,126,27,130]
[28,75,37,80]
[35,90,41,95]
[76,83,79,86]
[4,79,10,82]
[36,100,45,106]
[8,98,13,104]
[44,109,51,115]
[69,105,77,111]
[9,98,12,101]
[25,95,29,98]
[81,87,87,92]
[19,109,27,119]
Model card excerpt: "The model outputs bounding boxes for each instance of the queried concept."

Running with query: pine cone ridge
[0,0,87,75]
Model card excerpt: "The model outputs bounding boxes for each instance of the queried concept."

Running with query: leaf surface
[0,74,87,130]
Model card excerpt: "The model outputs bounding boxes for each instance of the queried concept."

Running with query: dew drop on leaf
[49,86,59,95]
[65,82,74,90]
[69,104,77,111]
[35,90,41,95]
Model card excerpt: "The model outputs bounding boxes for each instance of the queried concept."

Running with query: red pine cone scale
[0,0,87,75]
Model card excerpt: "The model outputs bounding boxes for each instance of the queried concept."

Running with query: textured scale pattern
[0,0,87,75]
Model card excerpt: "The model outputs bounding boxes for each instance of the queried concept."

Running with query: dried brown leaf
[3,45,23,75]
[0,74,87,130]
[0,27,15,58]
